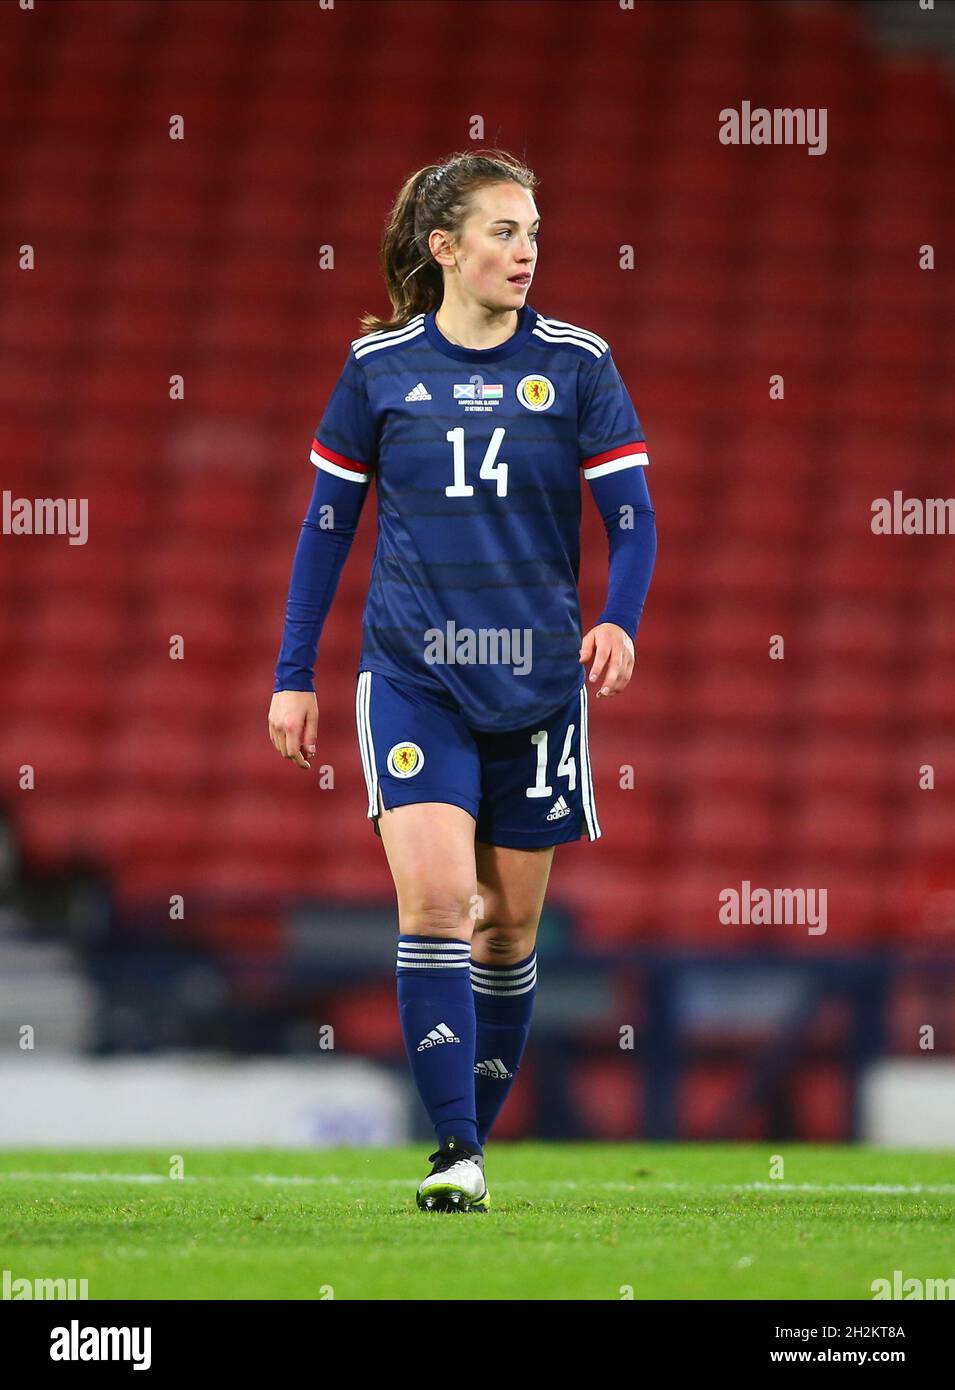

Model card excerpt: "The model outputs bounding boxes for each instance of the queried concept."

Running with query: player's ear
[427,227,454,266]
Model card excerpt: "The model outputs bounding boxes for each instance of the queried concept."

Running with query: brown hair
[359,148,538,336]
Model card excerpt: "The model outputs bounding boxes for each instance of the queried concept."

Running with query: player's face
[455,183,539,308]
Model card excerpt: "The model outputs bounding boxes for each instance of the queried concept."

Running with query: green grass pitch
[2,1145,953,1300]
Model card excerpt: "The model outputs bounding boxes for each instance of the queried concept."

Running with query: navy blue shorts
[354,670,601,849]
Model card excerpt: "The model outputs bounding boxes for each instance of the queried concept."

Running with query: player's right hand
[268,690,319,770]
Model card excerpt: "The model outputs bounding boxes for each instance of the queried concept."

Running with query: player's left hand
[579,622,634,698]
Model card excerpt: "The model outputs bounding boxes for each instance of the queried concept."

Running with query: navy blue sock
[396,934,480,1153]
[470,949,538,1145]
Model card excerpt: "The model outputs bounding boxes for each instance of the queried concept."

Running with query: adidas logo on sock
[546,795,570,821]
[405,381,432,401]
[474,1057,513,1080]
[417,1022,461,1051]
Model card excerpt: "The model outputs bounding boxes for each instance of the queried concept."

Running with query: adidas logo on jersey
[404,382,432,401]
[546,795,571,821]
[417,1022,461,1051]
[474,1057,513,1080]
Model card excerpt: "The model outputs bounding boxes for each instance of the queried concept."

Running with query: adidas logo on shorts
[546,795,571,821]
[405,382,432,401]
[474,1057,513,1080]
[417,1022,461,1051]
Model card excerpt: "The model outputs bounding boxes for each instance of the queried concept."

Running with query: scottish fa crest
[516,374,555,411]
[387,742,425,778]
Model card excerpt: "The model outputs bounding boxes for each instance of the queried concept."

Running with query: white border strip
[579,683,600,840]
[582,451,649,480]
[355,671,379,818]
[310,448,370,483]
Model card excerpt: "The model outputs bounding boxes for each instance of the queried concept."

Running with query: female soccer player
[269,149,656,1212]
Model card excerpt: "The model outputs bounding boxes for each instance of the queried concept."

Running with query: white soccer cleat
[416,1137,490,1213]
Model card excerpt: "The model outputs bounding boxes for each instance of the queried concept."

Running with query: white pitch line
[0,1171,171,1183]
[0,1172,954,1195]
[733,1181,955,1194]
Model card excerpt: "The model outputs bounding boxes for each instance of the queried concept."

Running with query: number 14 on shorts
[526,726,576,797]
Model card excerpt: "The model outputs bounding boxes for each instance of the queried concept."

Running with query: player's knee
[401,896,473,938]
[473,923,536,962]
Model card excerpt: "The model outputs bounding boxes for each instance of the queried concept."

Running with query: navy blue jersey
[306,303,651,734]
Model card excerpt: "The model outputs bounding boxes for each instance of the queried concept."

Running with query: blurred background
[1,0,953,1149]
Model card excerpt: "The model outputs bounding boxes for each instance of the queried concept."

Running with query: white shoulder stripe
[532,324,604,358]
[350,314,425,348]
[354,320,426,359]
[351,315,425,358]
[535,313,609,354]
[537,313,609,352]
